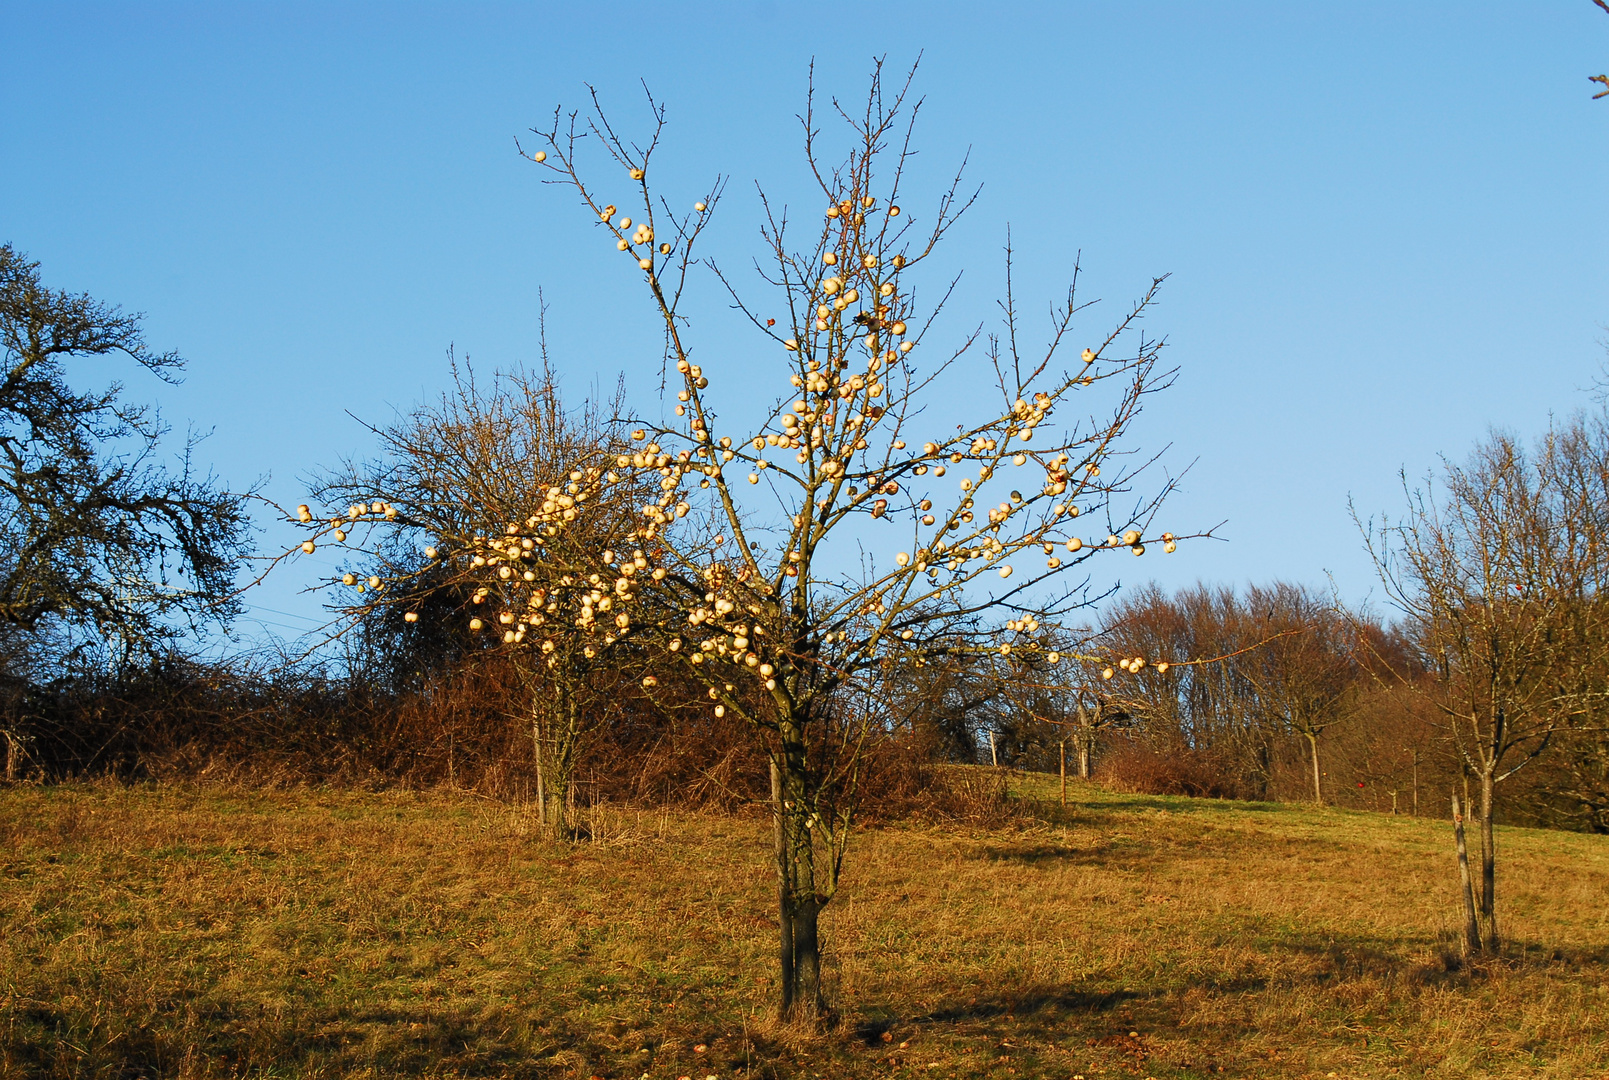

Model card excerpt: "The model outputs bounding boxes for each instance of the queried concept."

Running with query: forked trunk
[1452,793,1482,956]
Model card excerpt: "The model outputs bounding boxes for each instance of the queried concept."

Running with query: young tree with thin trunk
[280,64,1200,1023]
[1362,421,1609,954]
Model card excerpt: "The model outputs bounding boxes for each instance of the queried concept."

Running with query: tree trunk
[772,739,827,1023]
[771,760,794,1011]
[1078,732,1091,779]
[790,895,823,1017]
[533,719,547,828]
[1477,767,1499,950]
[1452,793,1482,956]
[542,762,572,841]
[1305,730,1323,805]
[1059,740,1066,807]
[534,725,572,838]
[532,689,580,840]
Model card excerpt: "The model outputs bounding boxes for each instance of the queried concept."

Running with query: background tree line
[8,163,1609,981]
[5,230,1609,845]
[11,403,1609,844]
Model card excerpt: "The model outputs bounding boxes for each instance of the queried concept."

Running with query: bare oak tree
[0,244,249,661]
[1235,584,1358,805]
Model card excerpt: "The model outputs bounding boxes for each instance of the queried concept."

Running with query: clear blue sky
[4,2,1606,648]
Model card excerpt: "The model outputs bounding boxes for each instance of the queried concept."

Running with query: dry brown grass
[1,775,1606,1079]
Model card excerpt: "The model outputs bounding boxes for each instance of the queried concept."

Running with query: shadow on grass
[2,997,586,1080]
[1273,933,1424,982]
[1510,941,1609,968]
[972,841,1135,865]
[852,985,1140,1044]
[921,986,1139,1023]
[1260,926,1609,990]
[1060,794,1291,815]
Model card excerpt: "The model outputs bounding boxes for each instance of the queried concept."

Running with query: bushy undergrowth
[1099,736,1253,800]
[0,653,1026,826]
[2,642,1599,832]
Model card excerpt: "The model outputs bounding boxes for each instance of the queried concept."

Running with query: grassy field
[2,777,1607,1080]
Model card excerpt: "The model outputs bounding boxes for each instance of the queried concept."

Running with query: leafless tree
[1233,584,1359,805]
[1101,583,1314,798]
[1361,419,1609,953]
[0,244,249,659]
[299,359,654,837]
[278,62,1202,1023]
[0,245,250,775]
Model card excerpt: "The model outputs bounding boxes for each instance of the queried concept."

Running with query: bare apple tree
[280,63,1200,1022]
[294,359,654,838]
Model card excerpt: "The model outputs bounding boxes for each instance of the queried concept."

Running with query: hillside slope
[2,779,1605,1079]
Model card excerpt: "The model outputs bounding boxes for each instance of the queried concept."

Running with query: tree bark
[1305,729,1323,805]
[1477,766,1499,950]
[791,895,823,1017]
[1453,793,1482,956]
[532,688,580,840]
[1059,740,1066,807]
[772,737,827,1023]
[533,717,546,829]
[771,760,794,1014]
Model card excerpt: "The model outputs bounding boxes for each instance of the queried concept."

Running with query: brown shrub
[1098,735,1252,800]
[3,651,1028,828]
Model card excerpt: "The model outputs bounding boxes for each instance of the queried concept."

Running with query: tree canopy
[0,244,249,667]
